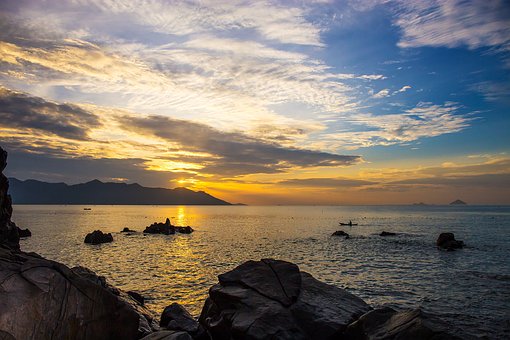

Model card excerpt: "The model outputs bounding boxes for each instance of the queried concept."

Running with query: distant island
[9,178,231,205]
[450,199,467,205]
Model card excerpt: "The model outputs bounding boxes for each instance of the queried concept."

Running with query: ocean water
[13,205,510,339]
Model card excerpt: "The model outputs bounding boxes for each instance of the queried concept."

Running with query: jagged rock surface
[199,259,371,340]
[0,246,158,340]
[342,306,471,339]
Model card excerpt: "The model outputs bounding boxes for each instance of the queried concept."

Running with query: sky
[0,0,509,205]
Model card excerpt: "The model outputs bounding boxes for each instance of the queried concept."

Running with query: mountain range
[8,178,231,205]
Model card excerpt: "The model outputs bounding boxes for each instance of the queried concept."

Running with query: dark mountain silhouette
[8,178,231,205]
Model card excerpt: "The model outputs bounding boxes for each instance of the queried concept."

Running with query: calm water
[13,205,510,339]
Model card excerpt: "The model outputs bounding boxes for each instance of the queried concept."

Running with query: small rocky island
[0,147,470,339]
[450,199,467,205]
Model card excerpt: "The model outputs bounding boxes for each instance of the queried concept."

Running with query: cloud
[278,177,377,187]
[394,85,411,94]
[372,89,390,98]
[393,0,510,53]
[118,114,362,176]
[316,101,473,149]
[0,86,100,140]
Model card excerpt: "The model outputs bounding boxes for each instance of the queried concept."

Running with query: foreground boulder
[332,230,350,238]
[0,245,158,340]
[84,230,114,244]
[343,306,470,339]
[436,232,464,250]
[199,258,370,339]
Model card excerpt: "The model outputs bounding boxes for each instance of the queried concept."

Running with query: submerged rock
[84,230,113,244]
[199,258,370,340]
[332,230,350,238]
[380,231,397,237]
[436,232,464,250]
[122,227,137,233]
[174,226,194,234]
[0,246,158,340]
[343,306,470,339]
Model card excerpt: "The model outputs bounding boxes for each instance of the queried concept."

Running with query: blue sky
[0,0,509,204]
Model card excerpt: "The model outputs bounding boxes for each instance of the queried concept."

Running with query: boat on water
[339,221,357,226]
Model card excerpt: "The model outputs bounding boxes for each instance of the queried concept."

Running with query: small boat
[339,221,357,226]
[83,208,92,211]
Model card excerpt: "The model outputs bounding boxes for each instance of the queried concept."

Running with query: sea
[13,205,510,339]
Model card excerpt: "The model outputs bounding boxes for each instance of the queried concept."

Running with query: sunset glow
[1,0,509,204]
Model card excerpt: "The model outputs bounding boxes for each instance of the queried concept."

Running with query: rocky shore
[0,147,470,339]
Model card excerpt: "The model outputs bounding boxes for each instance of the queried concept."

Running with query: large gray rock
[199,259,370,340]
[342,307,471,340]
[0,245,158,340]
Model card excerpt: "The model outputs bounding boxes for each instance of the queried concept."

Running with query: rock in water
[84,230,114,244]
[332,230,350,238]
[0,246,158,340]
[436,232,464,250]
[144,219,175,235]
[380,231,397,237]
[0,147,20,250]
[343,307,471,339]
[199,258,370,339]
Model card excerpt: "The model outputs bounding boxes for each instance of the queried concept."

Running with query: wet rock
[84,230,113,244]
[436,232,464,250]
[380,231,396,237]
[122,227,136,232]
[343,306,469,340]
[332,230,350,238]
[17,227,31,238]
[0,246,158,340]
[140,330,193,340]
[174,226,194,234]
[199,259,370,340]
[0,147,20,250]
[160,303,199,334]
[128,290,145,306]
[144,218,175,235]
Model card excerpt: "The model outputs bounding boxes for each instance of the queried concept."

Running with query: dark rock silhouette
[9,178,230,205]
[122,227,136,232]
[0,247,158,339]
[144,219,194,235]
[0,147,19,250]
[344,306,470,339]
[450,199,467,205]
[128,291,145,306]
[380,231,397,237]
[332,230,350,238]
[84,230,114,244]
[436,232,465,250]
[144,218,175,235]
[199,259,370,339]
[160,303,200,334]
[17,227,31,237]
